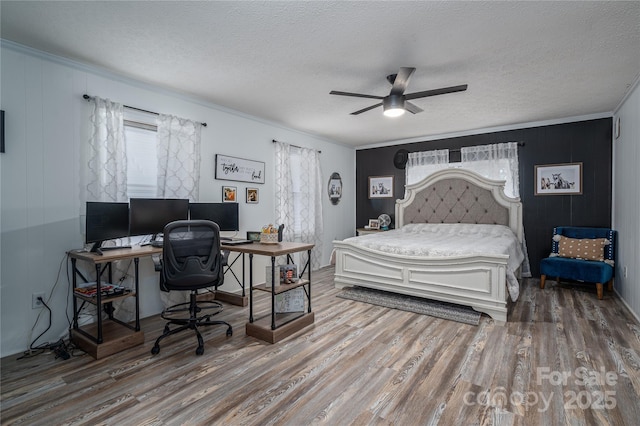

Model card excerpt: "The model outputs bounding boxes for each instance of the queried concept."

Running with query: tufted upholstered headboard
[395,168,524,242]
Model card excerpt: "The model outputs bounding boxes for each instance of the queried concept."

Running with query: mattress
[343,223,524,300]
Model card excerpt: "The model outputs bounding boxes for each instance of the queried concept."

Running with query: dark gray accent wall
[356,118,612,277]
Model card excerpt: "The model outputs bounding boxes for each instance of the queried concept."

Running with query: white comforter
[343,223,524,301]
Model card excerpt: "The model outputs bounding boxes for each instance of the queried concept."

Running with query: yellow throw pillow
[557,236,606,261]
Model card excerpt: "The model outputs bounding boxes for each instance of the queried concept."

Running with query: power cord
[17,298,70,360]
[19,253,72,361]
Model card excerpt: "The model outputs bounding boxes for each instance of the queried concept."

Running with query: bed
[333,168,524,324]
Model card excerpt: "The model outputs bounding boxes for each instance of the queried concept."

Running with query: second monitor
[189,202,239,231]
[129,198,190,239]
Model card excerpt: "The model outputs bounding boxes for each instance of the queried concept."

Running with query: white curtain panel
[83,98,131,319]
[405,149,450,186]
[84,97,127,202]
[460,142,520,198]
[156,114,202,200]
[275,142,294,241]
[275,141,324,270]
[297,147,324,270]
[460,142,531,277]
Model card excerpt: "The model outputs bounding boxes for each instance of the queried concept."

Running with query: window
[124,110,157,198]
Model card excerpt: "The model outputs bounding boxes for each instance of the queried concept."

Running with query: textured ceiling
[2,1,639,147]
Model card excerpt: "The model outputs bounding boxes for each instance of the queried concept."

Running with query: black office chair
[151,220,232,356]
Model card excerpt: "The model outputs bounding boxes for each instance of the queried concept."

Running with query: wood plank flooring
[2,266,640,425]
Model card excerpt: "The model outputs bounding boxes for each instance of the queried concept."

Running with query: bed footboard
[333,241,508,324]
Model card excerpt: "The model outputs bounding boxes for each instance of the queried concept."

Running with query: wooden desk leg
[307,249,312,313]
[242,253,246,297]
[71,258,78,329]
[271,256,276,330]
[95,264,103,344]
[249,253,254,323]
[134,257,140,331]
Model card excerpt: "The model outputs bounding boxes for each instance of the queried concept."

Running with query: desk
[221,242,315,343]
[68,246,161,359]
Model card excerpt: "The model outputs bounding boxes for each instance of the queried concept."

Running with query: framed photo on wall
[246,187,259,203]
[368,175,394,199]
[535,162,582,195]
[222,186,237,202]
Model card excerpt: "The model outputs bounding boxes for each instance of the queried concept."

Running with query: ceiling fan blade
[330,90,384,100]
[404,84,468,100]
[351,103,383,115]
[404,101,423,114]
[390,67,416,96]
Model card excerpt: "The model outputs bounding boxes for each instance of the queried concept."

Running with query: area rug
[337,286,481,325]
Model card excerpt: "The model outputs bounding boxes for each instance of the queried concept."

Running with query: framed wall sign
[368,175,394,198]
[535,162,583,195]
[215,154,265,184]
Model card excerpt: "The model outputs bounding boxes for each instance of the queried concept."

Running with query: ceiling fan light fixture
[383,95,405,117]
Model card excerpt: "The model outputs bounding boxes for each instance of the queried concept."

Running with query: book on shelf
[74,282,129,298]
[275,288,305,313]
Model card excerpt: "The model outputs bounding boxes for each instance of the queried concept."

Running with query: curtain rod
[272,139,321,153]
[82,94,207,127]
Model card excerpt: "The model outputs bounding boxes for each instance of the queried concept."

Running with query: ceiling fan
[330,67,468,117]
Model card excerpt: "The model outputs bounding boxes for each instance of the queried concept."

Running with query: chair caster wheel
[196,346,204,356]
[226,327,233,337]
[151,345,160,355]
[164,325,170,333]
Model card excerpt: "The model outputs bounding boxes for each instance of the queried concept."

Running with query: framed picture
[222,186,237,202]
[246,187,259,203]
[535,163,583,195]
[328,172,342,205]
[368,175,394,198]
[368,219,380,229]
[246,231,261,242]
[215,154,265,184]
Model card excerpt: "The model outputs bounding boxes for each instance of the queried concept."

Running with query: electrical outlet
[32,293,45,309]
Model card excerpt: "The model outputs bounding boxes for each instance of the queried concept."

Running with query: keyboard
[222,239,253,246]
[98,245,132,251]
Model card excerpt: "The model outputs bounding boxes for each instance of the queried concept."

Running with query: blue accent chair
[540,227,616,299]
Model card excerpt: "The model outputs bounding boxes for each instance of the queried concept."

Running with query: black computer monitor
[189,202,239,231]
[85,202,130,252]
[129,198,189,238]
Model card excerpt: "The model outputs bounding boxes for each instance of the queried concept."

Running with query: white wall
[0,41,356,358]
[613,78,640,320]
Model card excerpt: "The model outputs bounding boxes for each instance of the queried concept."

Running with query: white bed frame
[333,169,523,324]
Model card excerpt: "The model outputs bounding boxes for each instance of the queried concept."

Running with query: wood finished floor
[2,266,640,425]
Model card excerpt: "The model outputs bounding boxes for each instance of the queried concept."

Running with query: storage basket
[260,232,279,244]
